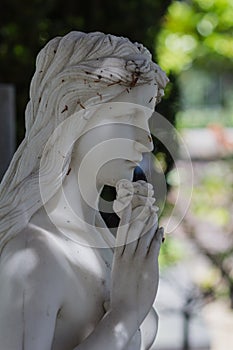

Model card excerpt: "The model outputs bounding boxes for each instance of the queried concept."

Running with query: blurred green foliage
[176,69,233,128]
[191,161,232,227]
[159,235,185,268]
[189,160,233,305]
[156,0,233,74]
[156,0,233,129]
[176,108,233,129]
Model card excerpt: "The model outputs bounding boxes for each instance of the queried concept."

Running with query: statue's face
[73,84,157,188]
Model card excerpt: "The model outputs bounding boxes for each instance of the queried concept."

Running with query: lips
[126,158,142,165]
[132,156,143,163]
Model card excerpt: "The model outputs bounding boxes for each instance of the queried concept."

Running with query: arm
[0,239,61,350]
[140,308,159,350]
[78,181,163,350]
[0,181,162,350]
[0,236,137,350]
[111,180,163,349]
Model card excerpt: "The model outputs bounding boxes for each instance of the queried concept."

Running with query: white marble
[0,31,168,349]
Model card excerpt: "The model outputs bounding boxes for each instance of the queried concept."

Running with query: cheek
[97,160,134,186]
[73,123,141,166]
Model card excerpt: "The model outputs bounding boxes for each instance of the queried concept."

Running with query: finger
[125,207,158,255]
[123,221,145,254]
[115,202,154,255]
[115,202,132,253]
[131,194,155,209]
[116,181,154,202]
[114,180,134,217]
[133,182,154,197]
[114,181,155,220]
[136,212,159,255]
[123,208,152,255]
[142,210,159,237]
[115,179,134,200]
[113,194,133,218]
[147,227,164,258]
[131,202,158,222]
[114,195,155,218]
[135,180,153,191]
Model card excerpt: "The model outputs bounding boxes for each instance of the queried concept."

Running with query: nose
[134,131,154,153]
[147,133,154,151]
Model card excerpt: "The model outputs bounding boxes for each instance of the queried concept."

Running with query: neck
[46,166,101,233]
[30,167,115,248]
[45,165,116,247]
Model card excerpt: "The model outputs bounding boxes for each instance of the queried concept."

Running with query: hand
[110,180,164,329]
[113,180,157,219]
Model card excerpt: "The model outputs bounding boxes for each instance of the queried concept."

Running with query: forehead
[113,83,159,110]
[83,102,153,131]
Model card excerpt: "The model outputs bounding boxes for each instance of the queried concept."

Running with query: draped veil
[0,31,168,252]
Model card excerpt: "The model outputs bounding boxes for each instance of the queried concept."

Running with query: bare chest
[51,244,112,350]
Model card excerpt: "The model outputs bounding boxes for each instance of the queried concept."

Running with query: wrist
[107,307,140,337]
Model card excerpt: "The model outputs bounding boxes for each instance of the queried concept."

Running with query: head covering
[0,31,168,252]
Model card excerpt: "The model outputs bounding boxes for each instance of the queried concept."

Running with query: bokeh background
[0,1,233,349]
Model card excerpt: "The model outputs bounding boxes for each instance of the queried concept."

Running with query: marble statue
[0,31,168,350]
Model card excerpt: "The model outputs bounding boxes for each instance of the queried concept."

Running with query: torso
[24,221,142,350]
[2,217,154,350]
[49,232,113,350]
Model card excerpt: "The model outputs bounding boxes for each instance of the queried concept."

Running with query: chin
[97,161,136,188]
[99,172,134,188]
[107,172,134,188]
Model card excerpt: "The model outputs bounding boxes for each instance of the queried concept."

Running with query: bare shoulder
[0,224,67,293]
[0,225,67,349]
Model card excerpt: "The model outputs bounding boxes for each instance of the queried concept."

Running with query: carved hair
[0,31,168,251]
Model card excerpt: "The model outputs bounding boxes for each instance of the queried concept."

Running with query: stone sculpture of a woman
[0,31,168,350]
